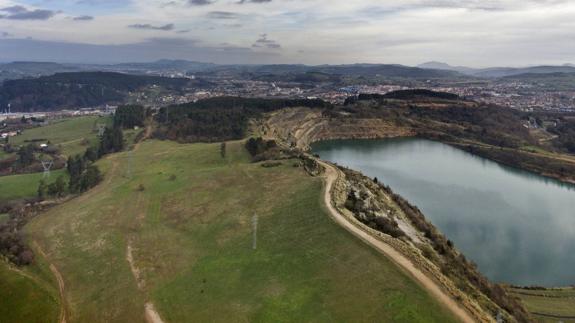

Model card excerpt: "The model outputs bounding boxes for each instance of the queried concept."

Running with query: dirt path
[318,160,476,323]
[33,241,68,323]
[125,124,165,323]
[126,240,166,323]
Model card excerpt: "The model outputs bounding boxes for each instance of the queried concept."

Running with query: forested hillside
[155,97,331,142]
[0,72,194,112]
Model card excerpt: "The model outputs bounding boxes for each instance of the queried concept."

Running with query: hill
[0,61,81,83]
[475,66,575,78]
[110,59,217,73]
[0,72,194,112]
[417,61,477,75]
[23,140,459,322]
[209,63,460,80]
[418,62,575,78]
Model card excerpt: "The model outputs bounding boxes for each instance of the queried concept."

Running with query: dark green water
[312,138,575,286]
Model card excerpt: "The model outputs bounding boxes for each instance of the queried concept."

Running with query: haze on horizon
[0,0,573,67]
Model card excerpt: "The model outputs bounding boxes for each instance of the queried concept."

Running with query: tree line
[155,97,331,142]
[36,123,124,199]
[114,105,147,129]
[0,72,190,112]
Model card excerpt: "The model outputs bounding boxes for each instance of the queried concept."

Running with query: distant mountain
[475,66,575,78]
[418,62,575,78]
[0,61,82,82]
[417,61,477,75]
[111,59,217,73]
[208,63,460,79]
[315,64,459,78]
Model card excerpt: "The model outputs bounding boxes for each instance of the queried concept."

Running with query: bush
[261,162,282,168]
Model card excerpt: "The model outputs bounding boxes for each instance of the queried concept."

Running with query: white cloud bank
[0,0,573,66]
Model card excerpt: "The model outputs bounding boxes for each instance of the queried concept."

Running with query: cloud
[0,0,574,66]
[0,6,57,20]
[0,5,27,13]
[207,11,238,19]
[237,0,272,4]
[128,23,175,31]
[188,0,214,5]
[0,37,281,64]
[252,33,281,49]
[73,15,94,21]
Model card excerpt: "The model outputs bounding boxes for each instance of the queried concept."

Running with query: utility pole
[252,214,258,250]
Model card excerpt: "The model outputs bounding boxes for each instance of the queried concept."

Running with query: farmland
[510,288,575,322]
[9,116,112,157]
[0,170,66,203]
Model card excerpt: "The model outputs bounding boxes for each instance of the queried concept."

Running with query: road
[318,160,476,323]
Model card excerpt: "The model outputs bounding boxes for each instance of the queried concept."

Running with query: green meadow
[10,116,112,157]
[23,140,457,322]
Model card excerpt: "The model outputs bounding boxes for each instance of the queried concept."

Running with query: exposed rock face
[262,107,415,150]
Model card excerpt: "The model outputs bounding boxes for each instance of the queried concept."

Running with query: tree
[67,155,86,193]
[84,147,98,162]
[79,165,102,192]
[37,180,47,199]
[114,105,146,129]
[17,144,35,167]
[47,176,67,198]
[98,126,124,156]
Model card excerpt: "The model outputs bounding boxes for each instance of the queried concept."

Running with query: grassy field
[0,259,60,323]
[510,288,575,322]
[0,170,66,203]
[10,116,112,157]
[0,150,12,160]
[24,140,458,323]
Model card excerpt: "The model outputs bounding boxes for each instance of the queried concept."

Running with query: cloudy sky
[0,0,573,66]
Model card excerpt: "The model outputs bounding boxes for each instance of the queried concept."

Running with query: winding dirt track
[33,241,68,323]
[318,160,476,323]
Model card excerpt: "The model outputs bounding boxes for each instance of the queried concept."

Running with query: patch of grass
[0,170,67,203]
[25,140,458,322]
[0,213,9,224]
[0,150,13,160]
[511,288,575,322]
[10,116,112,156]
[0,260,59,323]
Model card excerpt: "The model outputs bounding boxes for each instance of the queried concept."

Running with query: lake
[312,138,575,286]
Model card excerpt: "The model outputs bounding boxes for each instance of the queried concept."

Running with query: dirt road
[33,241,68,323]
[318,160,476,323]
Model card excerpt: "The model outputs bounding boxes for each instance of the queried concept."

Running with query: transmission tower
[97,124,107,137]
[41,160,54,178]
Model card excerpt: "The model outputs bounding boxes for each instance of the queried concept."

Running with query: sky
[0,0,573,66]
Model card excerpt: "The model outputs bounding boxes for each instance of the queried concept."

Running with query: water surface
[312,138,575,286]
